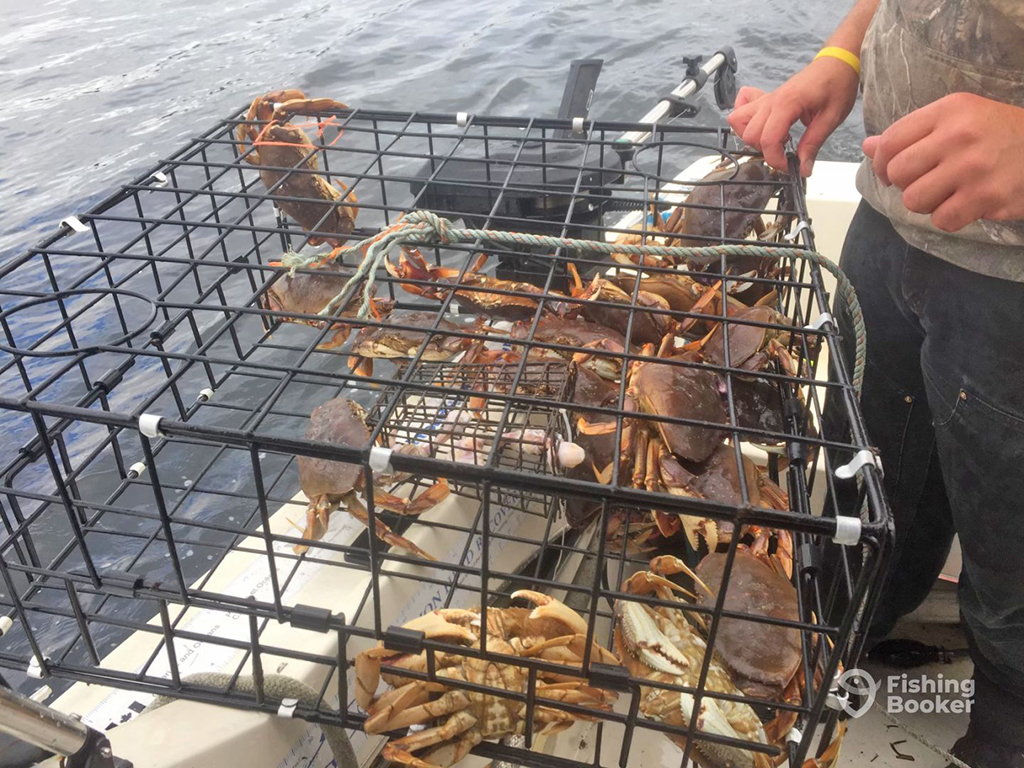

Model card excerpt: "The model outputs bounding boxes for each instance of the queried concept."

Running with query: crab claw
[510,590,588,636]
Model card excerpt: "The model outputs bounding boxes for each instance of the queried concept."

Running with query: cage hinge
[784,219,813,242]
[785,440,806,466]
[102,571,144,598]
[588,662,632,693]
[0,615,13,637]
[289,604,332,633]
[571,117,585,135]
[383,626,425,655]
[60,216,89,233]
[196,387,214,403]
[832,515,862,546]
[127,462,147,479]
[19,437,47,463]
[835,449,881,480]
[797,542,819,576]
[456,112,470,128]
[138,413,165,438]
[786,726,803,745]
[277,697,299,718]
[93,368,125,394]
[804,312,834,332]
[148,171,169,188]
[369,446,393,474]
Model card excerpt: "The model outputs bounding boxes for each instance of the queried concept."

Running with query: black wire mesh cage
[0,97,892,768]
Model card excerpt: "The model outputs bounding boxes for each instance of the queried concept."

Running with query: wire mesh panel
[0,100,891,768]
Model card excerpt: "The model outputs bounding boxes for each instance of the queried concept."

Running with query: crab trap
[0,97,892,768]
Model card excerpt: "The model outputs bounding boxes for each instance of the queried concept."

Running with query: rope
[145,673,358,768]
[277,210,866,395]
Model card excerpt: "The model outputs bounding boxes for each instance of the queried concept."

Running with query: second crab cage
[0,101,891,768]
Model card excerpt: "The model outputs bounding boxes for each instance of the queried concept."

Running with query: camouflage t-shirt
[858,0,1024,282]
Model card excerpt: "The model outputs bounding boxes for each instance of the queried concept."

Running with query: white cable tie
[835,449,880,480]
[833,515,862,546]
[27,656,47,679]
[277,697,299,718]
[0,616,12,636]
[456,112,469,128]
[128,461,147,479]
[804,312,834,331]
[369,445,393,474]
[448,303,460,315]
[786,727,803,745]
[196,387,215,403]
[30,686,52,703]
[149,171,169,188]
[784,219,812,242]
[572,116,585,134]
[826,689,849,710]
[61,216,89,233]
[138,413,165,439]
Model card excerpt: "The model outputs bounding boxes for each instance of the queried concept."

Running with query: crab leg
[380,711,480,768]
[365,688,470,733]
[292,495,338,555]
[343,491,438,561]
[373,478,450,515]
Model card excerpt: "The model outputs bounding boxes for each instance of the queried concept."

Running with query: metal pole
[0,685,89,757]
[619,52,729,145]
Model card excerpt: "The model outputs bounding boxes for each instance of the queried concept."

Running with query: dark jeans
[833,201,1024,740]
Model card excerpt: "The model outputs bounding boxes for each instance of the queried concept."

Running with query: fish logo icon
[836,668,877,718]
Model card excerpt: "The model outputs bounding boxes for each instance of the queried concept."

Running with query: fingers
[758,99,803,171]
[734,86,766,110]
[884,133,943,190]
[796,108,841,177]
[727,88,765,137]
[862,135,880,158]
[900,167,959,218]
[930,191,986,233]
[869,104,940,185]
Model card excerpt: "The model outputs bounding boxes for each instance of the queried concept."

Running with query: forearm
[826,0,880,53]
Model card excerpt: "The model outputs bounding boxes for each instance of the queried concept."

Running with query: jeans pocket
[861,358,916,496]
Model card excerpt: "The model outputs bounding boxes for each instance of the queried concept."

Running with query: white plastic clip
[196,387,215,403]
[27,656,47,679]
[786,727,803,745]
[572,116,585,134]
[138,413,165,439]
[61,216,89,233]
[784,219,812,242]
[0,616,12,636]
[29,686,52,703]
[835,449,880,480]
[826,688,849,711]
[128,461,147,479]
[804,312,834,331]
[369,445,394,474]
[277,697,299,718]
[456,112,469,128]
[149,171,169,188]
[833,515,862,546]
[557,440,585,469]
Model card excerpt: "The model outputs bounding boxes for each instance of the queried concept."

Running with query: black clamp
[383,626,425,655]
[67,728,131,768]
[101,571,143,598]
[661,92,701,119]
[798,542,820,577]
[290,603,332,633]
[589,662,632,693]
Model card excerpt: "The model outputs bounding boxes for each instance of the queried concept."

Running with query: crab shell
[672,159,777,249]
[631,362,726,463]
[349,310,471,359]
[297,398,370,498]
[701,305,792,372]
[694,549,801,699]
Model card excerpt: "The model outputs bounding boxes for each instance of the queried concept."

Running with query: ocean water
[0,0,865,696]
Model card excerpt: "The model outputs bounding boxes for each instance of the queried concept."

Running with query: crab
[356,591,620,768]
[237,90,357,246]
[699,305,799,377]
[347,310,495,377]
[386,248,563,321]
[615,559,773,768]
[510,317,627,382]
[295,397,449,557]
[259,262,394,349]
[564,263,674,346]
[618,556,846,768]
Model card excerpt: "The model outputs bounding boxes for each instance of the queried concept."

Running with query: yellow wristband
[815,46,861,77]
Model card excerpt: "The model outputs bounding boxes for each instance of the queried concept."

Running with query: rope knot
[402,210,455,245]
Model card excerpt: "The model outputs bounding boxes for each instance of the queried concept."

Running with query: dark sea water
[0,0,865,697]
[0,0,863,262]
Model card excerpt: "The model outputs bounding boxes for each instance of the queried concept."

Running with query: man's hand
[864,93,1024,232]
[728,56,860,177]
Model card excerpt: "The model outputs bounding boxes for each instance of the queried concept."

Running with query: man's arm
[728,0,879,176]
